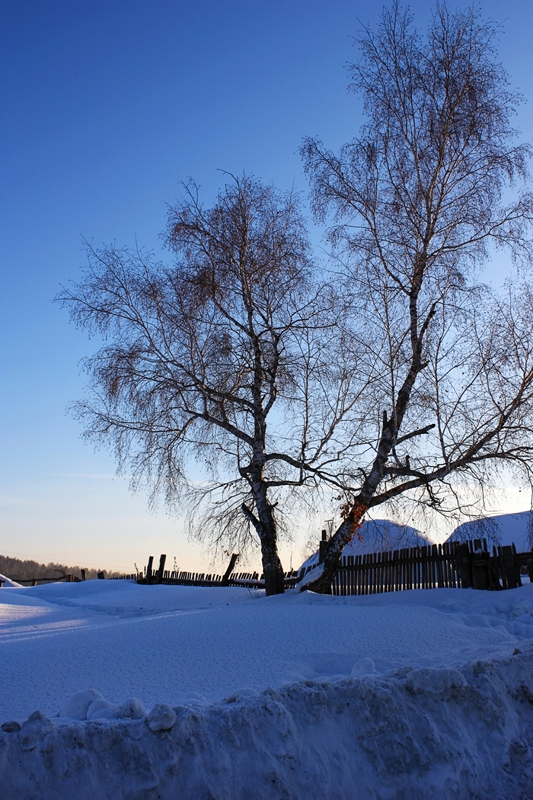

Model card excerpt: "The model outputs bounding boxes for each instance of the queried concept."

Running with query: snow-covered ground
[1,580,533,798]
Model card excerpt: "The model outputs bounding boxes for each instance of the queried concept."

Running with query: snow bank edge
[1,649,533,800]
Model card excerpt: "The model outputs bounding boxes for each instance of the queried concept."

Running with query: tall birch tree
[301,3,533,591]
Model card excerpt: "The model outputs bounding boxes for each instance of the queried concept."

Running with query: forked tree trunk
[305,295,431,594]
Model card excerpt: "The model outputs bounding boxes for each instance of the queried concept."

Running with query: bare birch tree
[58,176,365,595]
[301,3,533,591]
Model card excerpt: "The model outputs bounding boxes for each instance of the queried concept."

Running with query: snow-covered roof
[0,573,23,588]
[447,511,533,553]
[300,519,431,572]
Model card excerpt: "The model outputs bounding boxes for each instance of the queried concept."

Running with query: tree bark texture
[242,477,285,596]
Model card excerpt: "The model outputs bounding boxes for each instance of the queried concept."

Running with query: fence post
[318,530,328,563]
[221,553,239,586]
[146,556,154,585]
[81,569,86,581]
[156,554,167,584]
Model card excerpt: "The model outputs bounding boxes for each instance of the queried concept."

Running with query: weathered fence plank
[156,554,166,585]
[145,556,154,585]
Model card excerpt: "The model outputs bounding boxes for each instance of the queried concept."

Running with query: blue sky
[1,0,532,574]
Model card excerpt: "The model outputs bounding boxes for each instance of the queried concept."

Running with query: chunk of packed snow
[405,665,467,696]
[58,690,146,722]
[120,697,146,719]
[59,689,104,720]
[86,698,121,721]
[350,656,376,676]
[147,703,176,732]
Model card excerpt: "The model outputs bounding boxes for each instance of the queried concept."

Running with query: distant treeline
[0,555,128,582]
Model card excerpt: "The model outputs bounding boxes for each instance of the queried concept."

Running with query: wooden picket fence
[135,553,299,589]
[122,539,533,595]
[329,538,533,596]
[140,570,261,587]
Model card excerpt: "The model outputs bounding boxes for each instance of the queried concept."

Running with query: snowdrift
[2,579,533,797]
[1,648,532,799]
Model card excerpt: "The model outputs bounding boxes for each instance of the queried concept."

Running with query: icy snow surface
[1,581,533,798]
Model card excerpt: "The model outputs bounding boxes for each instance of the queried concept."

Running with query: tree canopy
[59,176,362,594]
